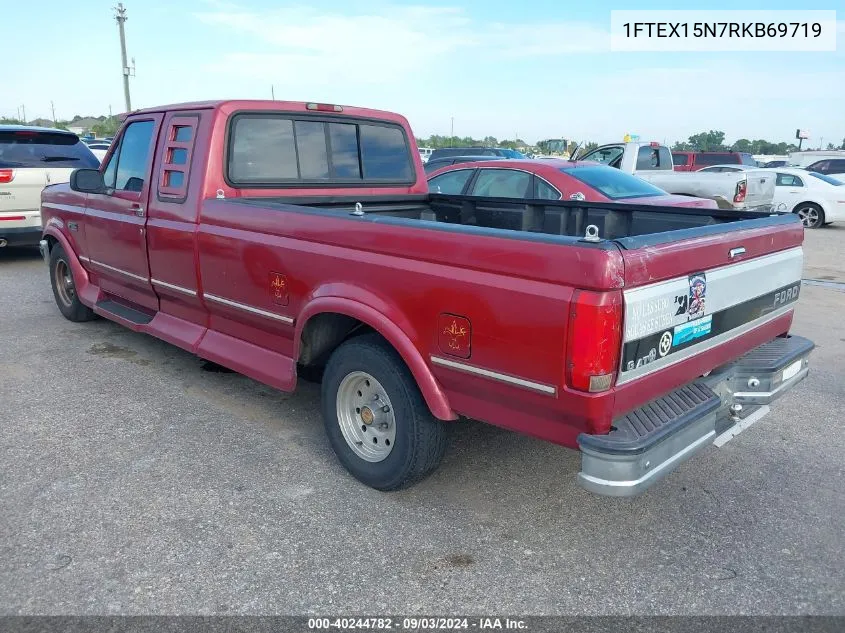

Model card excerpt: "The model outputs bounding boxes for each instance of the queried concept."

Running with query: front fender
[42,225,99,307]
[296,295,457,421]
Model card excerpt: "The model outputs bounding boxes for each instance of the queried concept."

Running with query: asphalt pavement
[1,228,843,615]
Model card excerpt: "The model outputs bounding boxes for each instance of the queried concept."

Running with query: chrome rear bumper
[577,335,814,497]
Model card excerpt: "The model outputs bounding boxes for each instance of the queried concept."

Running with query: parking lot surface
[1,228,843,615]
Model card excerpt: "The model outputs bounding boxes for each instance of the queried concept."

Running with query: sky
[3,0,844,146]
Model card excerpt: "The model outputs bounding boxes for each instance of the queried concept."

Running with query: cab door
[85,115,162,311]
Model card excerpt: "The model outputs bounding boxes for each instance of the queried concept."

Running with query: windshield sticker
[688,273,707,320]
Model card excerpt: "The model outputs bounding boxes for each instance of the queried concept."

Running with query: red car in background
[427,159,718,209]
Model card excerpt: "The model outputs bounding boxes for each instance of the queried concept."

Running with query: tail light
[566,290,623,393]
[733,179,747,203]
[0,169,14,184]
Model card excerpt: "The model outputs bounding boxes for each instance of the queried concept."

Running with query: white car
[0,126,100,247]
[699,165,845,228]
[85,141,112,163]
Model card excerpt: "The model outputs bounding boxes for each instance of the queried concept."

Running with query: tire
[794,203,825,229]
[49,243,96,322]
[296,363,325,384]
[321,334,446,490]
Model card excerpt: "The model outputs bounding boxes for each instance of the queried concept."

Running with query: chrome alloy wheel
[336,371,397,462]
[796,206,820,228]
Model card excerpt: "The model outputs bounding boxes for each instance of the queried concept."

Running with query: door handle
[130,204,145,217]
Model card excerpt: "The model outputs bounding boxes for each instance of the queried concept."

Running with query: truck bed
[233,193,784,244]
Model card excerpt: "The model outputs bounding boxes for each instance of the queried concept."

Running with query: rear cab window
[671,153,689,166]
[0,130,100,169]
[561,165,666,200]
[227,113,414,186]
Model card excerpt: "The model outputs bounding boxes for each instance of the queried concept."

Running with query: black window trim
[224,111,416,189]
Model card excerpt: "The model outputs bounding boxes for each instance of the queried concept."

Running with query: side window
[533,177,561,200]
[114,120,155,192]
[470,169,532,198]
[830,160,845,173]
[158,115,198,201]
[428,169,473,195]
[636,146,664,171]
[580,145,624,166]
[101,140,120,188]
[776,173,803,187]
[672,153,688,166]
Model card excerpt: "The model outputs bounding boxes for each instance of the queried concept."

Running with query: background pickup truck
[580,141,776,212]
[39,99,813,496]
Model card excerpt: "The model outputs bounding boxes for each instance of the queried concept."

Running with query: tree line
[417,130,845,155]
[671,130,845,154]
[1,115,121,138]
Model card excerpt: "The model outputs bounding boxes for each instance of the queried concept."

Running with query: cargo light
[565,290,623,393]
[734,180,747,203]
[306,103,343,112]
[650,141,660,147]
[0,169,13,183]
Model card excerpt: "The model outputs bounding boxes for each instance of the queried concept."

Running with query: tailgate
[741,170,776,209]
[616,219,803,386]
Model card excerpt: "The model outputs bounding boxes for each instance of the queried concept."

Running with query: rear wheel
[794,203,825,229]
[321,334,446,490]
[49,243,96,322]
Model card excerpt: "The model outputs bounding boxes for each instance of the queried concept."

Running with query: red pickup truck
[39,99,813,496]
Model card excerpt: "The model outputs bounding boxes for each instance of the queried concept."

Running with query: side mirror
[69,168,106,194]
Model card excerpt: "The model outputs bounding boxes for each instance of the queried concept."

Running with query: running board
[94,299,154,326]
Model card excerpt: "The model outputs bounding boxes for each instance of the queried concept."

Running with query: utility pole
[450,117,454,146]
[271,85,275,100]
[114,3,133,112]
[51,101,57,126]
[21,104,26,123]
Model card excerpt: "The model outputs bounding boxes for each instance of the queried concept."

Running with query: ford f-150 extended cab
[39,100,814,496]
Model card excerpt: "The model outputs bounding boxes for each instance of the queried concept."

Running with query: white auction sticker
[610,10,837,52]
